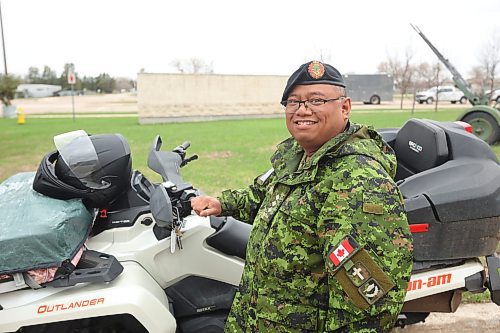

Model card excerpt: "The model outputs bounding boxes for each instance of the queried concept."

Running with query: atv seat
[394,119,449,181]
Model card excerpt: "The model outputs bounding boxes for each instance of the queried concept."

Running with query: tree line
[11,38,500,107]
[23,63,135,93]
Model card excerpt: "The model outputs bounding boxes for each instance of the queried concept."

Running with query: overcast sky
[2,0,499,79]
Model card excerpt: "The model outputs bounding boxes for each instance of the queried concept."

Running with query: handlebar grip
[173,141,191,156]
[179,141,190,150]
[181,154,198,167]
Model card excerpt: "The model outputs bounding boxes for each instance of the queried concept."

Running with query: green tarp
[0,172,92,274]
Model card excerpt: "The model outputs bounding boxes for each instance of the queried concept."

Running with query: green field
[1,108,499,195]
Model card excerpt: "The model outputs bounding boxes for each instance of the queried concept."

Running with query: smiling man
[191,61,413,332]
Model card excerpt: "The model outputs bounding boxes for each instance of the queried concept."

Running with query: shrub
[0,74,20,106]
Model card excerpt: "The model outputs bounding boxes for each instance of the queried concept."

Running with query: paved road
[392,303,500,332]
[11,93,469,116]
[13,93,138,115]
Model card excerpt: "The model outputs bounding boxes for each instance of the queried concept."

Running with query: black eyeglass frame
[280,97,346,112]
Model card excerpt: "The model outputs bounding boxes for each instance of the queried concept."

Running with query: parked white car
[486,88,500,103]
[415,86,467,104]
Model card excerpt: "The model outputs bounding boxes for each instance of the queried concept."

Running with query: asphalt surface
[12,93,470,116]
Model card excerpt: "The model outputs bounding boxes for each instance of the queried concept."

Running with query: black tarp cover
[0,172,92,274]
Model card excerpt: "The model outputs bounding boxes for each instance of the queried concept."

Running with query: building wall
[137,73,288,123]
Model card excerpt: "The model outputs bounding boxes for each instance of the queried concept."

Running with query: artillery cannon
[412,24,500,144]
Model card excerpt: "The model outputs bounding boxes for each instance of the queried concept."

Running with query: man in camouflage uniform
[191,61,413,332]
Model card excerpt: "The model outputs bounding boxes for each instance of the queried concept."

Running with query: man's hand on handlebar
[191,196,222,217]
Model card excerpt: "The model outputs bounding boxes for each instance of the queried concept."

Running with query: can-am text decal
[407,273,452,291]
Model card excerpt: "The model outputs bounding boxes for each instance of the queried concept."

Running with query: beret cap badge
[281,60,345,102]
[307,61,325,79]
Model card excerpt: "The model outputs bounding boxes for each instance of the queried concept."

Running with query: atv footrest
[47,250,123,287]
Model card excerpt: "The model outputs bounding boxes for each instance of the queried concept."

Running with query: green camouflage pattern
[219,123,413,332]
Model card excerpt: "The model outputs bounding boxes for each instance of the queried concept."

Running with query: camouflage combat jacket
[219,123,413,333]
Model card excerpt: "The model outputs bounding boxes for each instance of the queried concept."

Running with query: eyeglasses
[281,97,345,113]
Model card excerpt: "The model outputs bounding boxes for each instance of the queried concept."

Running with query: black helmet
[33,130,132,208]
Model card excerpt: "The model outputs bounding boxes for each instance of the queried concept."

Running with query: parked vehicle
[415,85,467,104]
[486,88,500,104]
[0,120,498,332]
[412,24,500,144]
[15,84,62,98]
[53,89,83,96]
[343,74,394,104]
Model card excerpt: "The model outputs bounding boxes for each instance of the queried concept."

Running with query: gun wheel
[462,112,500,144]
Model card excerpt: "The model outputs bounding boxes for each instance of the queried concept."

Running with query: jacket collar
[271,122,362,185]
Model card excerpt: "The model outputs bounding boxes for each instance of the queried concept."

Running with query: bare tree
[115,77,135,92]
[413,61,451,111]
[378,48,416,109]
[481,30,500,90]
[318,49,332,63]
[301,50,332,65]
[415,62,434,90]
[478,30,500,95]
[190,58,204,74]
[468,66,485,92]
[170,58,214,74]
[412,62,432,113]
[170,60,185,73]
[432,62,449,111]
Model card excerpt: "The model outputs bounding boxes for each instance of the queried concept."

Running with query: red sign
[68,73,76,85]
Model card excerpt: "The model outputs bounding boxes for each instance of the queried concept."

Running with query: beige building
[137,73,288,124]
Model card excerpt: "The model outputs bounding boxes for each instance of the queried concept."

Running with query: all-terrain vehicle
[0,118,498,332]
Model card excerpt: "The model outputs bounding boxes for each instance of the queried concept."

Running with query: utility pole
[0,1,8,75]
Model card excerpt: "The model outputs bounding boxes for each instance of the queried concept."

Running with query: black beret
[281,61,345,103]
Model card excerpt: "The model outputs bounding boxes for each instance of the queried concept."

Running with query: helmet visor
[54,131,107,189]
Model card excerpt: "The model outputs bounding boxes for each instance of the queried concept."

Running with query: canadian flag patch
[328,237,357,267]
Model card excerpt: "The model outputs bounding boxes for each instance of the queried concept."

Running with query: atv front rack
[47,250,123,288]
[0,250,123,293]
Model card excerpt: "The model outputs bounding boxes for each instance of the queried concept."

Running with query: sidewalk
[12,93,138,115]
[392,303,500,332]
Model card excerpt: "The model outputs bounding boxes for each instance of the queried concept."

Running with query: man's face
[285,84,351,155]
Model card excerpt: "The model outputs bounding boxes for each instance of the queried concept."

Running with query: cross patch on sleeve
[347,261,371,287]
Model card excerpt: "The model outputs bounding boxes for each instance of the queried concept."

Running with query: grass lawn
[1,108,499,195]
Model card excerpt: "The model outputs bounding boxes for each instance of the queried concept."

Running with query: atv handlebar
[148,136,199,230]
[174,141,199,167]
